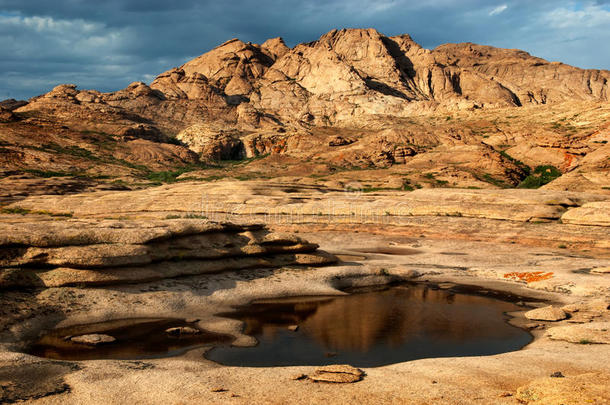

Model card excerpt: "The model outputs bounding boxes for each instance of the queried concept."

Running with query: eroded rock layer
[0,220,336,288]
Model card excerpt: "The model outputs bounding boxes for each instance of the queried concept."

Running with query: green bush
[518,166,562,189]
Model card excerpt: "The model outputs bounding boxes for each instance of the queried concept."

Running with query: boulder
[525,306,568,322]
[118,124,168,143]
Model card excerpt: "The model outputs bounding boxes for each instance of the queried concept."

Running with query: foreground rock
[308,365,365,383]
[0,219,336,288]
[516,373,610,404]
[524,306,568,322]
[547,322,610,344]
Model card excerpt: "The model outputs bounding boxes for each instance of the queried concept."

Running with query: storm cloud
[1,0,609,100]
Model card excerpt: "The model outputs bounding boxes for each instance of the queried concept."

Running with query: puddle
[571,268,590,274]
[206,284,532,367]
[28,318,233,361]
[28,284,533,366]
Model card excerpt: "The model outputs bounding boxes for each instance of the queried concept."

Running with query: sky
[1,0,609,100]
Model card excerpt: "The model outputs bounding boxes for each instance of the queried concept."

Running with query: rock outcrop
[0,107,16,123]
[0,99,28,111]
[6,181,607,223]
[524,306,568,322]
[0,219,336,288]
[2,28,609,194]
[17,28,610,134]
[561,201,610,226]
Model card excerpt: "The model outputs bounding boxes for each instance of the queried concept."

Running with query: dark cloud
[0,0,608,100]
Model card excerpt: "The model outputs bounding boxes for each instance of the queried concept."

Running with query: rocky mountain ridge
[16,28,609,133]
[1,28,609,195]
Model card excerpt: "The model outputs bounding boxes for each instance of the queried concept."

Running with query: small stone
[525,306,568,322]
[165,326,200,336]
[211,387,227,392]
[550,371,565,378]
[309,365,365,383]
[499,392,513,397]
[70,334,116,345]
[287,325,299,332]
[292,374,308,381]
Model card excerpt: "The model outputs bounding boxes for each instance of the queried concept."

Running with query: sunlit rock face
[19,28,609,134]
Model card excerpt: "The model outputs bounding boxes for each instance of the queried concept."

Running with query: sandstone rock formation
[70,334,116,346]
[547,322,610,344]
[1,29,609,194]
[0,99,28,111]
[308,365,365,383]
[561,201,610,226]
[17,28,609,133]
[524,306,568,321]
[0,219,336,288]
[6,180,607,223]
[0,107,16,123]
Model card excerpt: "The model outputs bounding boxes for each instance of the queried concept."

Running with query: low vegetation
[518,166,562,189]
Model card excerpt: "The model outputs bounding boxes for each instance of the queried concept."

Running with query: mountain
[1,28,609,200]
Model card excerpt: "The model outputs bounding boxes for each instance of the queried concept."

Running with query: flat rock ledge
[7,182,609,224]
[0,219,336,289]
[547,322,610,344]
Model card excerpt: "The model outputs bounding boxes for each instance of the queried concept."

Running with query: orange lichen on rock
[562,152,575,171]
[504,271,554,283]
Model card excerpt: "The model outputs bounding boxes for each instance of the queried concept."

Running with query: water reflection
[29,318,233,361]
[206,284,532,367]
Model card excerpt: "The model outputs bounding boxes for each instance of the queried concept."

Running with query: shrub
[518,166,562,189]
